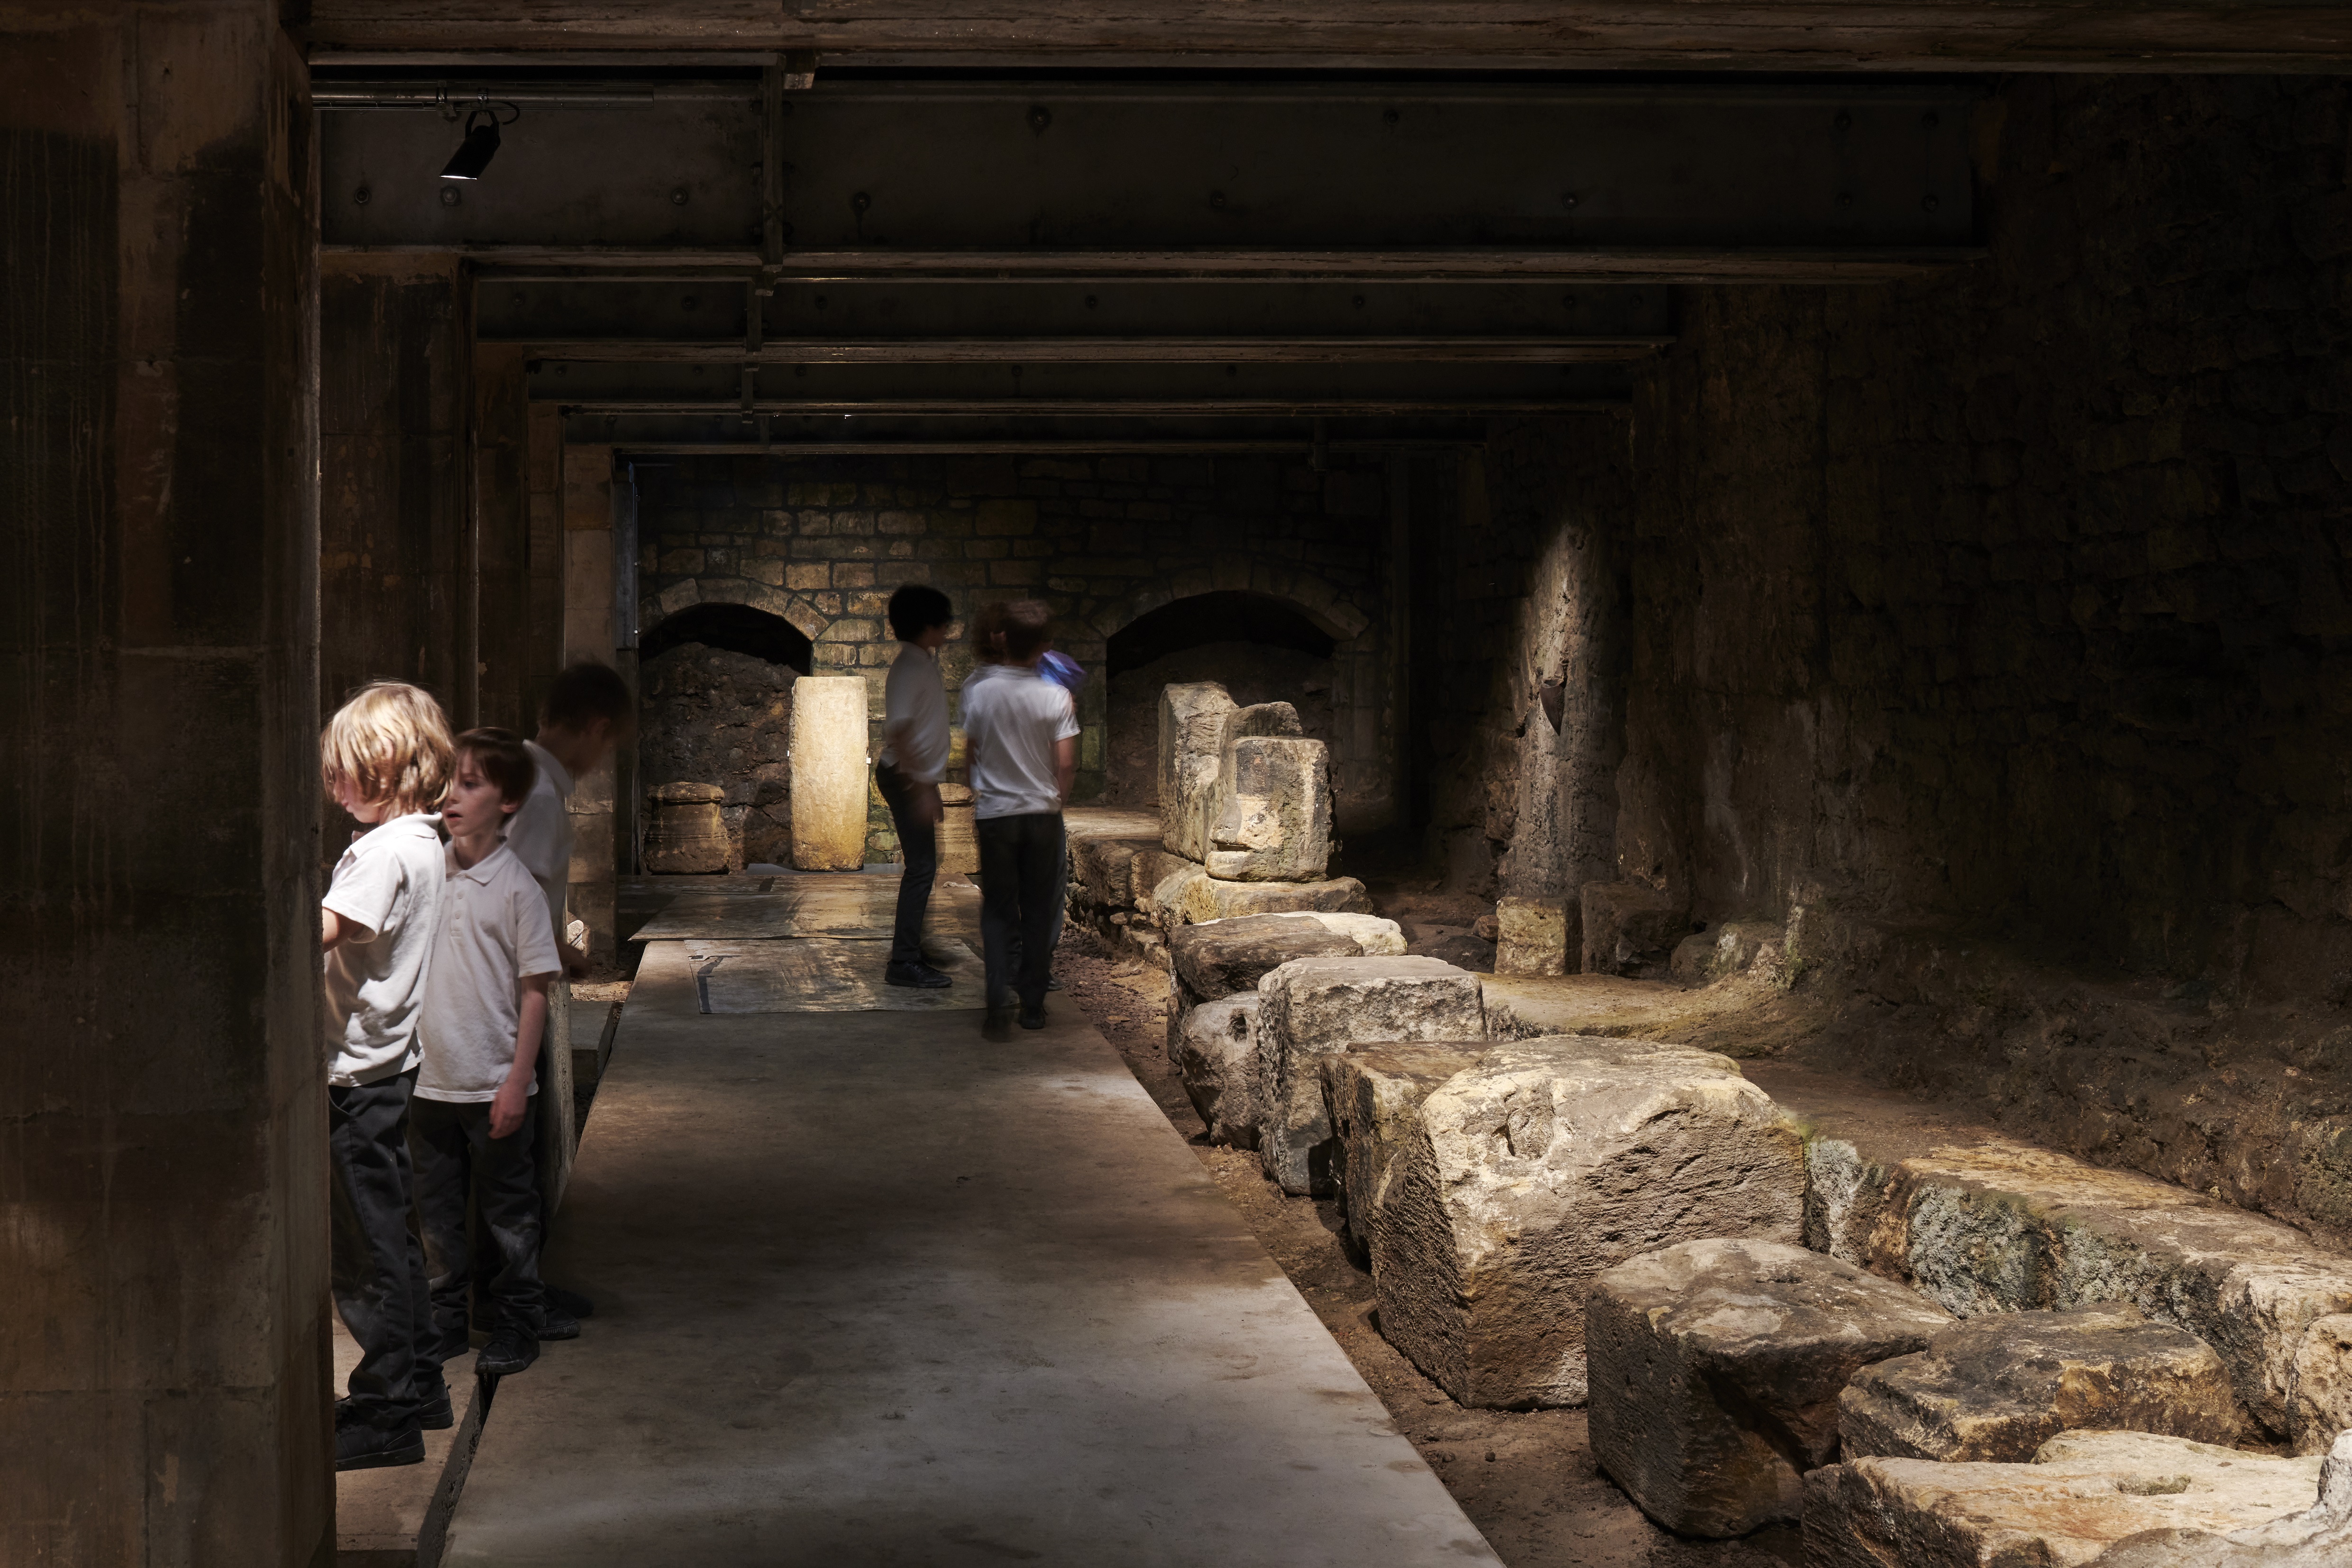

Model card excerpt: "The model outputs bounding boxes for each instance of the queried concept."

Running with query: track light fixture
[440,102,515,182]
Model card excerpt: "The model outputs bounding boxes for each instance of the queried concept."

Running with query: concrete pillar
[0,8,330,1564]
[790,677,872,870]
[562,443,617,960]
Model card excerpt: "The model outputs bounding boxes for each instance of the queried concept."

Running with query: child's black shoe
[335,1420,425,1472]
[539,1305,581,1342]
[415,1379,453,1430]
[478,1328,539,1378]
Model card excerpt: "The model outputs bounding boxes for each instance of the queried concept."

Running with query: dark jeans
[329,1068,430,1432]
[977,810,1064,1010]
[410,1094,545,1378]
[875,762,939,968]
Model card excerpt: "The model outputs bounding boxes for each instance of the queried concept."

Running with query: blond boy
[320,682,454,1472]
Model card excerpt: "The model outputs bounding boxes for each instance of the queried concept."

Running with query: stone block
[1157,681,1238,859]
[1067,833,1161,919]
[2288,1314,2352,1458]
[1171,996,1264,1149]
[1296,913,1407,955]
[1580,880,1688,974]
[1130,848,1197,912]
[1205,736,1333,882]
[1323,1044,1486,1267]
[1255,957,1485,1198]
[1669,919,1788,985]
[1802,1133,2352,1448]
[1150,863,1373,930]
[1493,896,1569,976]
[787,676,870,871]
[1373,1036,1805,1410]
[1803,1432,2329,1568]
[1586,1238,1955,1537]
[1167,912,1363,1055]
[644,781,727,873]
[1841,1307,2240,1464]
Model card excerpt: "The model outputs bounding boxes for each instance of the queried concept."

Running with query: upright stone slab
[1157,682,1238,859]
[1840,1306,2240,1463]
[1205,735,1333,882]
[644,781,728,872]
[1586,1239,1955,1537]
[1171,996,1265,1149]
[1493,897,1569,976]
[788,676,870,870]
[1324,1044,1487,1266]
[1255,957,1485,1198]
[1374,1036,1806,1409]
[1803,1432,2331,1568]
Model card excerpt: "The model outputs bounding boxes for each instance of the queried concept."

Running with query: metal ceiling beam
[567,411,1513,449]
[297,4,2352,73]
[320,80,1981,275]
[531,357,1629,413]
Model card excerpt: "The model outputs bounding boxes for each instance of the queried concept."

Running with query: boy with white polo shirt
[412,728,564,1384]
[321,681,455,1472]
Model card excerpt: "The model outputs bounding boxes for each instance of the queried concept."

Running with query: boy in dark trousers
[876,584,956,988]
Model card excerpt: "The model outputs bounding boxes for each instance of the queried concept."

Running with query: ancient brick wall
[635,452,1396,857]
[1609,74,2352,1000]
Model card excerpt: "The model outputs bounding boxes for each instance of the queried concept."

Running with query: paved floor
[441,921,1498,1567]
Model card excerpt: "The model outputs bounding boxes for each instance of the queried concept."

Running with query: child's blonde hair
[321,682,455,818]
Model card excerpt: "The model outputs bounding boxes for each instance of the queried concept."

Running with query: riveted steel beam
[320,79,1982,274]
[566,411,1508,451]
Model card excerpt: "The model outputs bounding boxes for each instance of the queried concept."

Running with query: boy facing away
[321,682,455,1471]
[958,598,1079,1036]
[413,729,564,1385]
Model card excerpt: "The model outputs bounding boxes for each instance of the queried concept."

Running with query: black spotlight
[440,107,502,181]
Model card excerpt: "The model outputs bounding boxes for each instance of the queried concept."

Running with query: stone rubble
[1371,1035,1806,1410]
[1840,1306,2241,1463]
[1585,1238,1956,1537]
[1803,1430,2331,1568]
[1254,956,1485,1198]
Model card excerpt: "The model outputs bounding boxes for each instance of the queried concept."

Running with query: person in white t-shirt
[875,584,956,989]
[502,660,632,1336]
[959,599,1080,1035]
[412,729,564,1385]
[319,681,455,1473]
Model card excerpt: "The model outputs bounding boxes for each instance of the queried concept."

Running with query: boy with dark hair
[413,728,564,1383]
[505,660,634,1333]
[958,599,1079,1035]
[320,681,456,1471]
[877,584,957,988]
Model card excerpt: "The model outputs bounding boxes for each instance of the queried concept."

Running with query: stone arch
[642,600,814,675]
[645,576,832,649]
[1087,569,1370,652]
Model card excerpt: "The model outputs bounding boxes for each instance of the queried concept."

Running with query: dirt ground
[1052,928,1804,1568]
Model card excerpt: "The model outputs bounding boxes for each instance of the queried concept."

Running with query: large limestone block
[1157,681,1238,859]
[1803,1432,2329,1568]
[1493,896,1568,976]
[2088,1431,2352,1568]
[1171,914,1364,1004]
[1068,833,1161,915]
[1298,913,1407,955]
[1205,735,1333,882]
[788,676,870,870]
[1803,1133,2352,1448]
[2288,1315,2352,1457]
[1255,956,1485,1198]
[1151,862,1373,930]
[1841,1306,2241,1463]
[1585,1238,1956,1537]
[1374,1036,1805,1410]
[1323,1044,1486,1267]
[1171,996,1264,1150]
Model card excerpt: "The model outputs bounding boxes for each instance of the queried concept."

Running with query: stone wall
[639,642,798,869]
[635,452,1397,857]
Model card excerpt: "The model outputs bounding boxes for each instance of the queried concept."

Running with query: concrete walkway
[441,926,1497,1566]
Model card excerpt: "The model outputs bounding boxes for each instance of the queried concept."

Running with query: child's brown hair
[454,726,538,807]
[321,682,455,818]
[999,598,1052,661]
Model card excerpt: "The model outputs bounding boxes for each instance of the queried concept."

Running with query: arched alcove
[1101,591,1341,808]
[640,602,810,869]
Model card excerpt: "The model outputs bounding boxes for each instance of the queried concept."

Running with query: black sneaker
[478,1328,539,1378]
[416,1379,453,1431]
[885,962,952,989]
[1046,973,1062,991]
[545,1283,595,1319]
[1019,1002,1048,1031]
[539,1306,581,1342]
[335,1420,425,1472]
